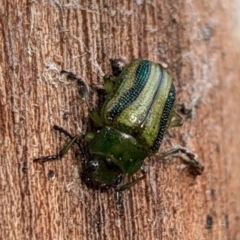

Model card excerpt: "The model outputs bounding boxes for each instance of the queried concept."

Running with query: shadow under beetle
[34,58,204,191]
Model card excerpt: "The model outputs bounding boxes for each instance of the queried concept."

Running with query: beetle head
[82,156,123,189]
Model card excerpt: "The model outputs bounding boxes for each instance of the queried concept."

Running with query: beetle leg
[60,70,90,104]
[33,135,78,163]
[60,70,105,126]
[34,125,84,163]
[103,74,117,94]
[84,132,95,141]
[140,166,147,174]
[103,57,128,94]
[115,191,124,206]
[115,174,146,191]
[168,110,183,128]
[176,103,193,119]
[161,146,204,176]
[89,109,103,126]
[109,57,128,77]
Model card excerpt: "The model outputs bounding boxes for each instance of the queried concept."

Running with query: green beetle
[34,59,203,190]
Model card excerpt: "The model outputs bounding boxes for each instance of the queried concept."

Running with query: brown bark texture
[1,0,240,240]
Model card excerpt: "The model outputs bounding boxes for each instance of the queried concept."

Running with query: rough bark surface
[0,1,240,240]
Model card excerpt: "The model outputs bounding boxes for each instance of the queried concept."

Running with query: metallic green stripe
[150,83,175,152]
[116,62,164,131]
[103,60,151,122]
[140,70,174,151]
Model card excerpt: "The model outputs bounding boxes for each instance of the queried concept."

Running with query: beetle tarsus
[33,154,60,163]
[176,103,193,119]
[161,146,204,176]
[60,70,89,103]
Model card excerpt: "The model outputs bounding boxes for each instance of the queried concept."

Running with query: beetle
[34,59,204,190]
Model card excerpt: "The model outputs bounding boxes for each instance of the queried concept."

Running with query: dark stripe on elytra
[140,66,164,126]
[108,60,151,120]
[150,83,175,152]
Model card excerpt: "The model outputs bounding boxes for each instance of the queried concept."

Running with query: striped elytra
[102,59,175,154]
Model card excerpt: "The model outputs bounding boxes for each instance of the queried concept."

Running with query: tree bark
[1,0,240,239]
